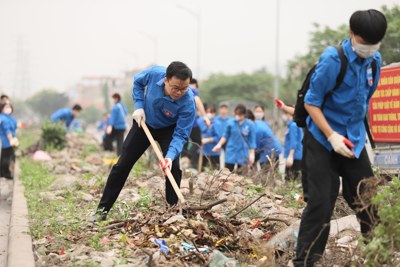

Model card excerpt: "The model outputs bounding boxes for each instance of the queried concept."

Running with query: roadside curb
[8,162,35,267]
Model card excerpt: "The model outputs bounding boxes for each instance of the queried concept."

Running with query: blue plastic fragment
[153,239,170,254]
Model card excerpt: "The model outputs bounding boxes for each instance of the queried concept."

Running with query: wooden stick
[186,198,227,211]
[229,193,266,218]
[140,121,186,204]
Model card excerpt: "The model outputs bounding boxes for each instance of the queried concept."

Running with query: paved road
[0,201,11,267]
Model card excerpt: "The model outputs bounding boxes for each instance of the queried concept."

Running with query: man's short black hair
[112,93,121,102]
[166,61,192,81]
[190,78,198,88]
[1,94,9,100]
[350,9,387,44]
[219,104,228,109]
[234,104,247,115]
[72,104,82,111]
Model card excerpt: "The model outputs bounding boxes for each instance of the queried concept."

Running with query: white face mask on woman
[352,38,380,59]
[3,108,12,115]
[254,113,264,120]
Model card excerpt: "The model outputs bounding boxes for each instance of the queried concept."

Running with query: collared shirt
[0,114,12,148]
[197,117,221,157]
[214,115,231,138]
[223,118,256,165]
[109,102,128,130]
[132,65,196,160]
[190,87,200,129]
[50,108,74,129]
[254,120,282,163]
[305,38,381,158]
[284,120,303,160]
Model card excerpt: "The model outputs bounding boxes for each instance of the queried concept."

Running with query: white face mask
[254,113,264,120]
[235,115,244,122]
[3,108,12,115]
[352,38,380,59]
[206,113,214,119]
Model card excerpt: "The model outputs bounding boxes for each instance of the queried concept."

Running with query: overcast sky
[0,0,398,98]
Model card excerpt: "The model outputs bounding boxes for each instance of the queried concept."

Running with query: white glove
[248,150,255,166]
[286,154,294,167]
[106,125,112,135]
[10,137,19,147]
[159,158,172,175]
[212,144,222,153]
[132,109,146,127]
[328,132,355,158]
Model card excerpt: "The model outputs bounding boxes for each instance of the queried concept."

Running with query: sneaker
[88,212,107,223]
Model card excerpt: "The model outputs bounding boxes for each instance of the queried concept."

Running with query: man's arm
[304,104,333,139]
[194,96,211,127]
[132,68,152,110]
[165,105,196,160]
[305,103,354,158]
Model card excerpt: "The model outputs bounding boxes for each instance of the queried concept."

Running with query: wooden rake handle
[140,121,186,204]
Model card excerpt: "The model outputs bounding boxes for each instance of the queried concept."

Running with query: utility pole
[273,0,280,122]
[177,5,201,79]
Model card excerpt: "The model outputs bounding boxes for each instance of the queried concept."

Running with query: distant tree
[80,105,102,125]
[27,89,69,118]
[201,71,275,109]
[102,83,110,111]
[380,5,400,65]
[282,5,400,103]
[122,90,134,115]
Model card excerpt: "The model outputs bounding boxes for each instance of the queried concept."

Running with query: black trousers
[294,130,375,266]
[202,155,220,170]
[97,122,182,213]
[103,134,113,151]
[182,127,201,168]
[285,159,302,180]
[109,128,125,156]
[1,147,15,179]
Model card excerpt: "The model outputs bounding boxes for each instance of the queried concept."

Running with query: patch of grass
[17,127,41,151]
[19,157,101,251]
[82,144,100,158]
[245,184,266,197]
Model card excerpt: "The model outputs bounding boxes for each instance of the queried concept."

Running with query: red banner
[369,66,400,143]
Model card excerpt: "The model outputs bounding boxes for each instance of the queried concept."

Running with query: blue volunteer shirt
[5,115,17,136]
[0,114,12,149]
[223,118,256,165]
[305,38,381,158]
[254,120,282,163]
[50,108,74,128]
[109,102,128,130]
[191,87,200,129]
[133,65,196,160]
[214,115,231,138]
[197,117,221,157]
[284,120,303,160]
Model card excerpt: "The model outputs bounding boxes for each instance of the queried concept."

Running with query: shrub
[41,120,67,150]
[363,177,400,266]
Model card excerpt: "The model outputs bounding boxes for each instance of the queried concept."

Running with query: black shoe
[88,212,107,223]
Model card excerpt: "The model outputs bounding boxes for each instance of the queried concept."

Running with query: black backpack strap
[334,45,348,90]
[365,60,377,149]
[321,45,347,107]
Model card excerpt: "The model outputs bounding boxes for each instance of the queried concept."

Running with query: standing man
[50,104,82,131]
[90,62,196,222]
[182,78,210,169]
[294,10,387,266]
[106,93,128,156]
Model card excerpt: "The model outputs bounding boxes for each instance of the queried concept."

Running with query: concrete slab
[0,201,11,267]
